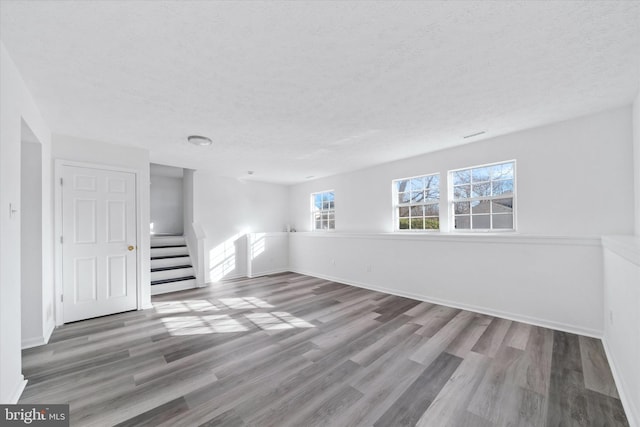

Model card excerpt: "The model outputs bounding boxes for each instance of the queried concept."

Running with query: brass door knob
[128,245,135,251]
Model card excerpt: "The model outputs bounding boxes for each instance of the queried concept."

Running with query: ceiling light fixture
[188,135,212,146]
[463,131,486,139]
[247,171,254,175]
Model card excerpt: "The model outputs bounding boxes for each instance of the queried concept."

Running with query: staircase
[150,235,197,295]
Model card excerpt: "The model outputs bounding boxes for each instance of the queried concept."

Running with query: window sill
[291,231,601,246]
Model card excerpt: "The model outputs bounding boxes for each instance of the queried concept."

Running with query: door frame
[54,159,143,326]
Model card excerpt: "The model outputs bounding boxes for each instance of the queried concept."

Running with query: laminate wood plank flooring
[20,272,629,426]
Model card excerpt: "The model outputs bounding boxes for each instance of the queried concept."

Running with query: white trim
[7,376,27,404]
[602,338,639,427]
[43,319,54,344]
[248,268,289,278]
[393,172,441,232]
[310,189,335,231]
[21,320,54,349]
[449,159,517,232]
[54,159,142,326]
[21,336,45,350]
[290,268,602,338]
[289,231,601,247]
[246,232,253,278]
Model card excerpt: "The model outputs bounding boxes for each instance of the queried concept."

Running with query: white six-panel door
[61,165,137,323]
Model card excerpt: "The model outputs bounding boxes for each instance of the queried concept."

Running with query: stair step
[150,277,197,296]
[150,235,186,246]
[151,264,192,272]
[151,266,195,282]
[151,276,196,286]
[151,256,191,269]
[151,255,189,260]
[150,244,187,249]
[151,246,189,257]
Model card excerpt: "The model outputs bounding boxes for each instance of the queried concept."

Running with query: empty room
[1,1,639,426]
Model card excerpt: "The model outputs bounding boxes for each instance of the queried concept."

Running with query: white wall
[634,88,640,236]
[602,238,640,427]
[0,42,52,403]
[248,232,289,277]
[601,88,640,427]
[52,134,152,310]
[291,234,603,335]
[290,107,634,236]
[20,140,43,348]
[193,172,288,282]
[288,107,635,337]
[150,164,184,235]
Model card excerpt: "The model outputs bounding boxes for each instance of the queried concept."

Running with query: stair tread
[151,265,192,272]
[151,255,190,260]
[151,276,196,286]
[151,245,187,249]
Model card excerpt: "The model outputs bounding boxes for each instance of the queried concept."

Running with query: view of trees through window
[311,190,335,230]
[394,174,440,230]
[309,161,514,233]
[451,161,515,230]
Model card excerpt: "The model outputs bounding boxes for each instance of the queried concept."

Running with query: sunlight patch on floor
[219,297,274,309]
[245,312,315,331]
[162,314,248,335]
[153,300,220,314]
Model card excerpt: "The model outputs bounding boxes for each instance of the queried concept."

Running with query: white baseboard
[21,335,45,350]
[249,268,289,278]
[602,338,639,427]
[290,268,603,339]
[44,319,55,344]
[6,376,27,404]
[21,319,55,350]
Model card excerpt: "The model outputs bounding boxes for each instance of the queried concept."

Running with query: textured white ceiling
[1,1,639,184]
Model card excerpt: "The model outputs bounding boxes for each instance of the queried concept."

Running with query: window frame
[310,189,335,231]
[448,160,517,233]
[392,172,441,232]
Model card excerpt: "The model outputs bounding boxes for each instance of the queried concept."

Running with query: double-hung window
[450,160,515,231]
[394,174,440,230]
[311,190,335,230]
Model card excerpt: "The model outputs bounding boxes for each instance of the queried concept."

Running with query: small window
[393,174,440,231]
[450,160,515,231]
[311,190,335,230]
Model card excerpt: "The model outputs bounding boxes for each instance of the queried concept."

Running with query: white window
[450,160,515,231]
[311,190,335,230]
[393,173,440,231]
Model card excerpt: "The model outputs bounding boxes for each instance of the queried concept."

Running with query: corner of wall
[602,338,639,427]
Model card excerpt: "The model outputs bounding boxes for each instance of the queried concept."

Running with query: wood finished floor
[21,273,628,426]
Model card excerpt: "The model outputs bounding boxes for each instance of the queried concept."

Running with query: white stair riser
[151,279,197,295]
[151,267,195,282]
[150,236,186,246]
[151,246,189,257]
[151,256,191,269]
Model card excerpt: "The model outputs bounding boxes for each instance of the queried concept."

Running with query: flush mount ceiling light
[187,135,213,146]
